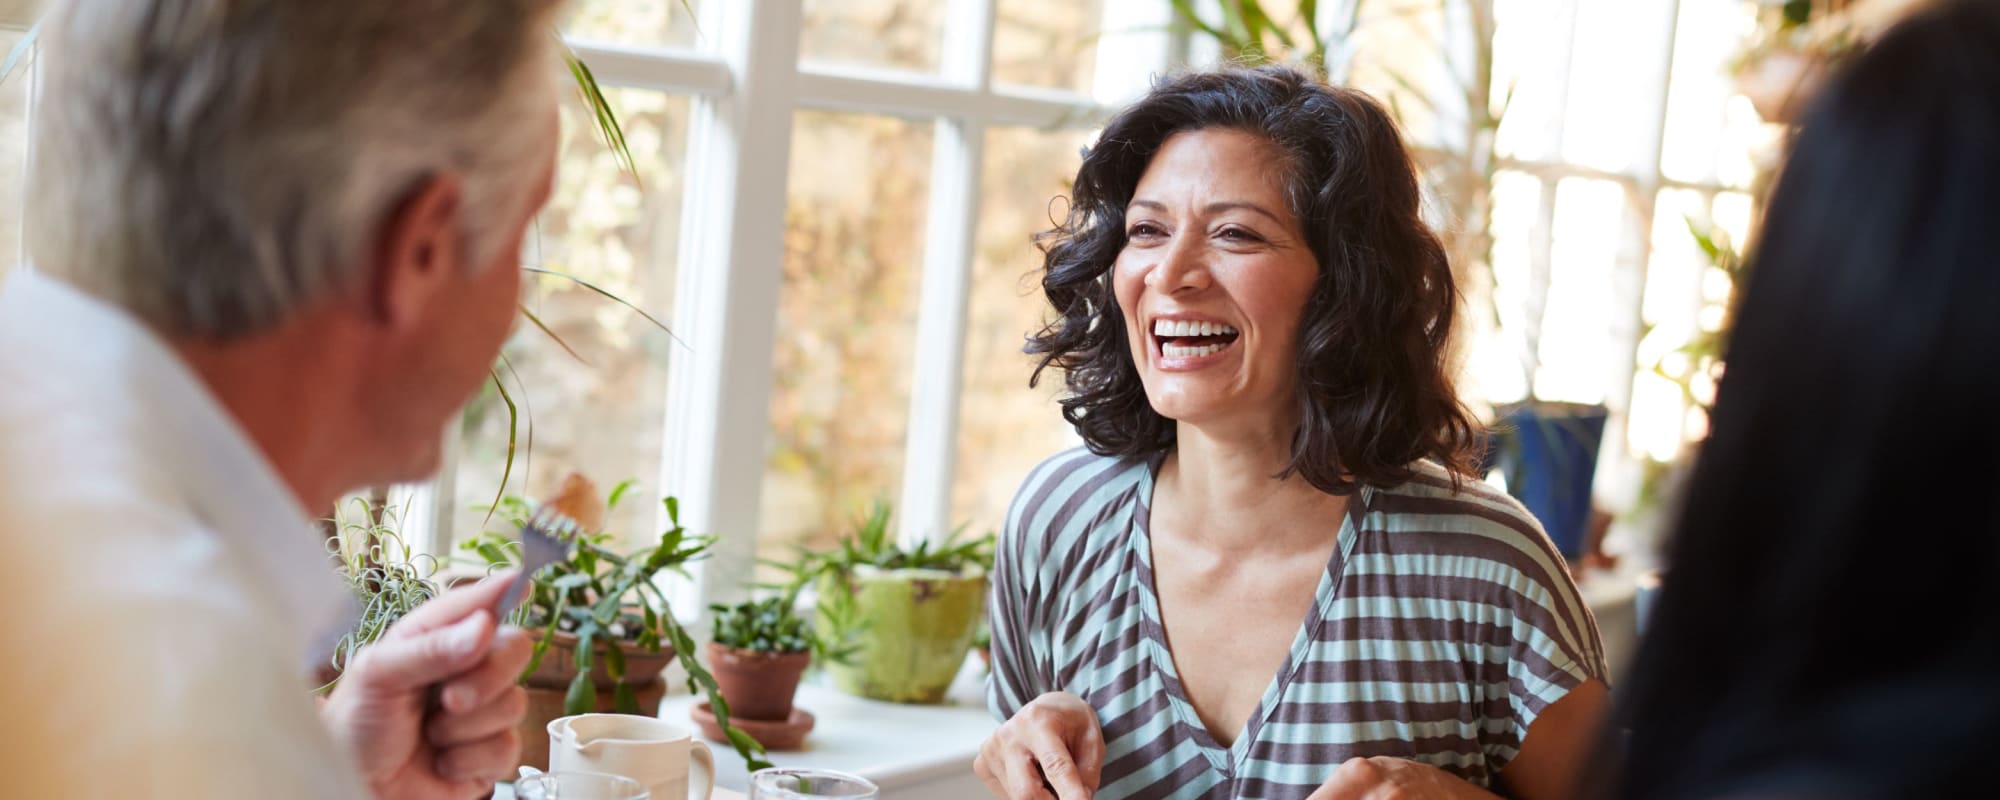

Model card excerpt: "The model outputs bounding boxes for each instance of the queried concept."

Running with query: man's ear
[370,175,465,330]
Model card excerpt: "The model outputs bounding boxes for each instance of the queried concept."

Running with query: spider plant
[318,498,445,693]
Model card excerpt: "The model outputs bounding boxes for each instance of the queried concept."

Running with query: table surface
[658,664,997,793]
[492,782,746,800]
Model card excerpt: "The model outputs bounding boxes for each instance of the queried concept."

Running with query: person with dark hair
[1597,2,2000,798]
[976,64,1609,800]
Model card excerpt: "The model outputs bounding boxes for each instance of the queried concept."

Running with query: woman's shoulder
[1010,446,1151,511]
[1364,462,1568,587]
[1002,447,1151,556]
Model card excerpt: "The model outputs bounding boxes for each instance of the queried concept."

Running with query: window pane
[1346,1,1446,149]
[564,0,703,51]
[1629,188,1709,462]
[1532,177,1625,403]
[1468,170,1545,405]
[1659,0,1767,186]
[761,112,933,575]
[0,30,28,272]
[952,126,1088,533]
[1558,0,1675,174]
[801,0,945,75]
[1492,0,1577,161]
[455,90,692,551]
[992,0,1103,94]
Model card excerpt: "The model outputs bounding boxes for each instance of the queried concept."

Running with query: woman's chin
[1145,391,1229,425]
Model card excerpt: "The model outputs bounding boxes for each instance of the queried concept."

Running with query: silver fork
[493,503,579,618]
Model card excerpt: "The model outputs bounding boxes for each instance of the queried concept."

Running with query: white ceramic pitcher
[548,714,716,800]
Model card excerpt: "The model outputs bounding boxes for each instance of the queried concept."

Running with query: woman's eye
[1218,227,1261,242]
[1128,223,1165,238]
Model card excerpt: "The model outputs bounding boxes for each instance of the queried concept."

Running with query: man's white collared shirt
[0,270,369,797]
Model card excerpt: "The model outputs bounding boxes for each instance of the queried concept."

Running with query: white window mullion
[1599,0,1683,503]
[897,117,987,547]
[897,0,996,547]
[421,419,461,557]
[1095,0,1175,103]
[565,42,731,96]
[660,0,803,611]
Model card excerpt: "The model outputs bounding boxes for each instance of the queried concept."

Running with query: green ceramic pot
[817,565,986,704]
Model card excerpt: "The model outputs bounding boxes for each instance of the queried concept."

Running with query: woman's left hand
[1305,757,1500,800]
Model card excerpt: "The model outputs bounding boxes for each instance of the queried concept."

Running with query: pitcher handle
[688,739,715,800]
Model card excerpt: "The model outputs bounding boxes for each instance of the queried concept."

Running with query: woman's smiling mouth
[1151,317,1241,366]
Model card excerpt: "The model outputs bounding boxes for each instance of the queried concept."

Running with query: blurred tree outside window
[802,0,947,74]
[566,0,705,51]
[992,0,1107,93]
[952,126,1092,534]
[759,111,933,580]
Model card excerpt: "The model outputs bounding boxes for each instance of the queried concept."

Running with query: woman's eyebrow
[1126,198,1287,226]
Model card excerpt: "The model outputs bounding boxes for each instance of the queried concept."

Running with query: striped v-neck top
[986,449,1607,799]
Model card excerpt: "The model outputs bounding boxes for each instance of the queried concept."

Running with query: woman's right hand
[976,691,1106,799]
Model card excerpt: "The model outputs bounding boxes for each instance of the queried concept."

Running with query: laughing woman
[977,66,1608,800]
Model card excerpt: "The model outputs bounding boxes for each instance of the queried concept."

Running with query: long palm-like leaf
[522,266,685,349]
[1243,0,1297,51]
[564,46,639,182]
[498,353,536,492]
[519,304,590,366]
[1299,0,1327,72]
[1170,0,1230,41]
[482,370,519,530]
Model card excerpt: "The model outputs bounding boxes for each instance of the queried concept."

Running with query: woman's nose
[1147,234,1211,294]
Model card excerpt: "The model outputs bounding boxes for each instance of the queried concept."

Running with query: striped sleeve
[1500,546,1607,736]
[1370,475,1609,769]
[986,451,1066,720]
[1478,492,1609,755]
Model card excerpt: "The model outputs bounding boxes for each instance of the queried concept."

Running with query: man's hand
[1306,757,1502,800]
[323,572,535,800]
[976,692,1106,800]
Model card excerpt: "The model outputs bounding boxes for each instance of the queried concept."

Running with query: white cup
[549,714,716,800]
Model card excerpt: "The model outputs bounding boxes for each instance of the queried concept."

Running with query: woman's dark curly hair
[1027,64,1484,494]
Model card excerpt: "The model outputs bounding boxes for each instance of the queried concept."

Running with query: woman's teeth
[1162,341,1227,358]
[1151,319,1239,337]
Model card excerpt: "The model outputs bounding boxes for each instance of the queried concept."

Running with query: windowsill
[658,658,996,798]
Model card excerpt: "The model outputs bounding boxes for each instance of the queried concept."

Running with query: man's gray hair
[27,0,566,337]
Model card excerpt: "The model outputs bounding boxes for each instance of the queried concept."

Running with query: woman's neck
[1160,421,1347,553]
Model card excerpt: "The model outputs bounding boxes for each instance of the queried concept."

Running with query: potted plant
[692,596,857,750]
[318,498,442,691]
[779,502,994,705]
[462,474,771,772]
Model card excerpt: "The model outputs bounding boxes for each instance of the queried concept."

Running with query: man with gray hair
[0,1,567,796]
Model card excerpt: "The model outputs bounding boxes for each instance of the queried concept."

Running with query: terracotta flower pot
[515,629,676,771]
[522,629,675,692]
[706,641,811,722]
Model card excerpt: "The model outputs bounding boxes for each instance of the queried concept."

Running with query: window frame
[424,0,1160,613]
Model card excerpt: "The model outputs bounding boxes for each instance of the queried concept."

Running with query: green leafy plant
[319,498,443,693]
[769,501,995,652]
[794,501,997,574]
[1649,217,1748,415]
[461,484,773,771]
[1167,0,1365,77]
